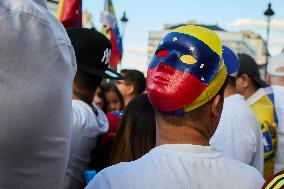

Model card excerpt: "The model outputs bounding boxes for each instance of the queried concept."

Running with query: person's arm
[72,102,109,136]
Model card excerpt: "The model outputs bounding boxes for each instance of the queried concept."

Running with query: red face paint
[146,32,220,112]
[156,49,169,58]
[147,63,206,112]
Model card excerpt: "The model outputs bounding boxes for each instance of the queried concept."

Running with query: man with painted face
[85,25,264,189]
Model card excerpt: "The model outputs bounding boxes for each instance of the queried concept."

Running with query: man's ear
[240,74,250,88]
[211,95,222,118]
[126,84,134,95]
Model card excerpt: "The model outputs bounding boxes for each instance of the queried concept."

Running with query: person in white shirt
[210,45,263,174]
[267,54,284,173]
[85,25,264,189]
[0,0,76,188]
[63,28,123,189]
[235,53,277,179]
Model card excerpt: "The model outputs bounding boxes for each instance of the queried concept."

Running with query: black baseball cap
[237,53,267,88]
[67,28,123,80]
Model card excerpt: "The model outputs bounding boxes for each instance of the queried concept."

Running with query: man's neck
[72,87,94,105]
[156,120,210,147]
[242,86,258,100]
[224,86,237,98]
[124,95,134,106]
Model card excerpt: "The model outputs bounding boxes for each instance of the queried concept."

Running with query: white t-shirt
[210,94,263,173]
[86,144,264,189]
[272,85,284,173]
[63,100,109,189]
[0,0,76,188]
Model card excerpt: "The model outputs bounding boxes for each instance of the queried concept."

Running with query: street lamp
[264,3,274,76]
[120,11,129,38]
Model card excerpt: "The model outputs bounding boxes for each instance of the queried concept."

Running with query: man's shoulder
[72,100,95,123]
[225,94,249,112]
[87,151,264,189]
[87,157,153,189]
[223,94,258,126]
[223,156,262,175]
[0,0,71,44]
[72,100,108,133]
[220,157,264,185]
[1,0,48,22]
[101,151,156,175]
[72,100,90,110]
[93,149,165,179]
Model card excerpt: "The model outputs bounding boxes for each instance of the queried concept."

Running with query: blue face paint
[149,32,220,84]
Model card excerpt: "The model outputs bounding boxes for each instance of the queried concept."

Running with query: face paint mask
[147,29,222,113]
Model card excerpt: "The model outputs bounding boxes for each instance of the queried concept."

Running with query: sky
[83,0,284,72]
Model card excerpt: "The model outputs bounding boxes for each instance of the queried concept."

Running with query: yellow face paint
[180,55,197,65]
[173,25,222,57]
[184,66,227,112]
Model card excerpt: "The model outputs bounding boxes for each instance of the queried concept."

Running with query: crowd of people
[1,0,284,189]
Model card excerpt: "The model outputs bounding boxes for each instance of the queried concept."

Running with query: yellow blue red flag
[100,0,123,68]
[57,0,82,28]
[247,87,278,180]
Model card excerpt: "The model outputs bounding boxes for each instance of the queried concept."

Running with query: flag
[247,87,278,180]
[100,0,123,68]
[57,0,82,28]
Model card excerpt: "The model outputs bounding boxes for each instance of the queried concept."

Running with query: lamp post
[264,3,274,76]
[116,11,128,72]
[120,11,129,38]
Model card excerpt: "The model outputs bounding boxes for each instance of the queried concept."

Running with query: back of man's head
[146,25,228,140]
[67,28,123,102]
[237,53,267,89]
[235,53,267,98]
[267,54,284,86]
[74,69,102,91]
[121,69,146,95]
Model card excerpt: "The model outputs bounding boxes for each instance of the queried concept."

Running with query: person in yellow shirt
[235,53,278,180]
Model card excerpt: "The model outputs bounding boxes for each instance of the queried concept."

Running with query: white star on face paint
[160,40,163,45]
[189,47,195,51]
[173,37,177,41]
[201,77,204,81]
[200,64,204,69]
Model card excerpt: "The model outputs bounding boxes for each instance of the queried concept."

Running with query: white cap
[268,54,284,76]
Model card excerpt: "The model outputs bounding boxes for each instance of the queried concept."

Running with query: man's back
[0,0,76,188]
[63,100,108,189]
[210,94,263,173]
[86,144,264,189]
